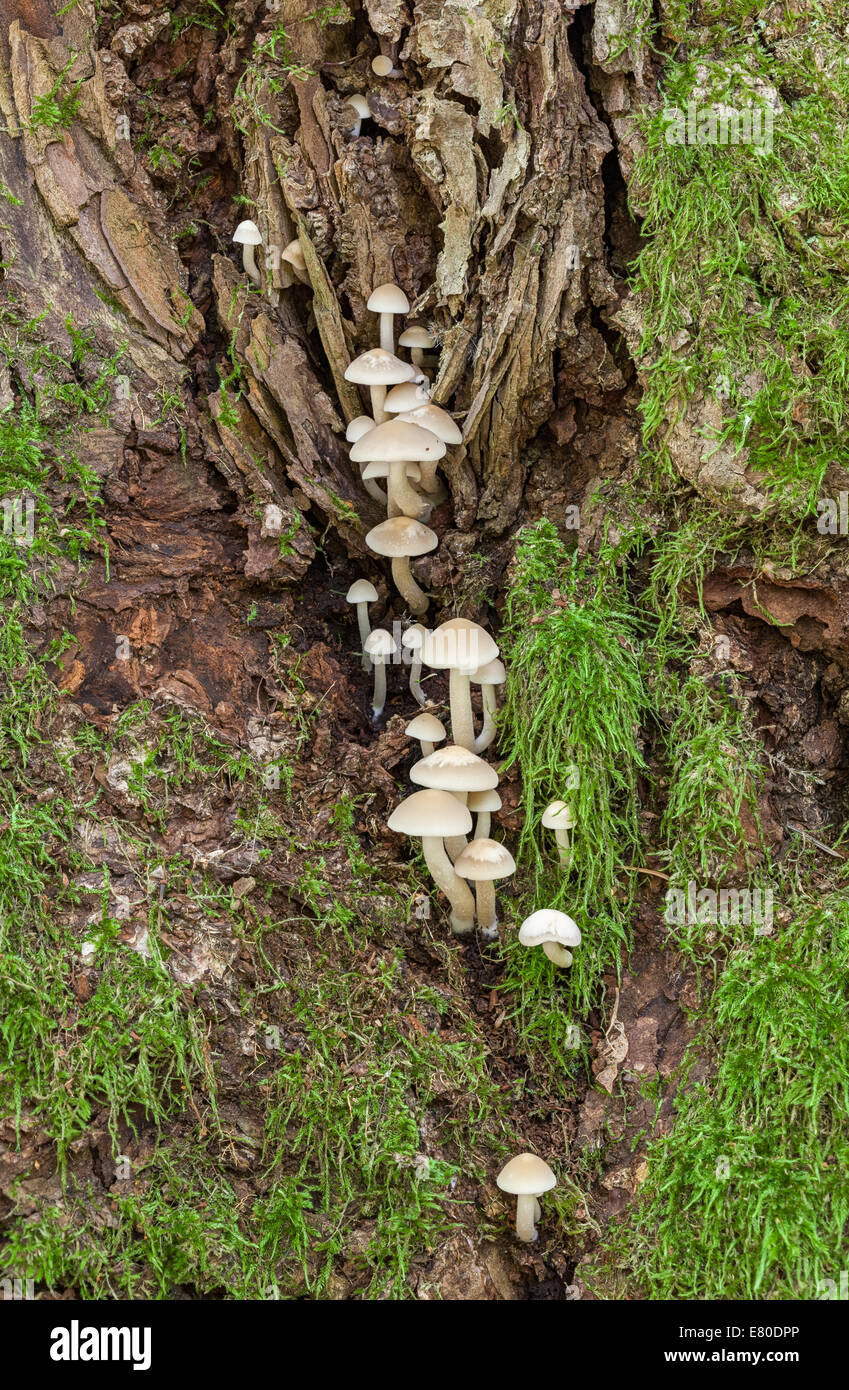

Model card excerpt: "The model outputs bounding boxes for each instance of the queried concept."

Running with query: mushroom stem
[554,827,571,868]
[362,474,388,507]
[534,1198,542,1224]
[388,459,426,518]
[421,835,475,935]
[356,601,372,671]
[369,383,388,424]
[473,683,499,754]
[391,556,428,615]
[419,739,435,758]
[474,879,497,936]
[448,668,475,751]
[417,457,441,492]
[410,346,425,369]
[473,810,491,840]
[515,1192,539,1243]
[242,245,261,286]
[445,791,469,862]
[371,659,388,718]
[409,652,426,706]
[542,941,573,967]
[379,313,395,353]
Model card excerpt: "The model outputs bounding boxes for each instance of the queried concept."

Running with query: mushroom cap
[364,627,397,660]
[384,381,431,413]
[367,282,410,315]
[345,348,417,387]
[420,618,499,675]
[405,713,446,743]
[233,219,262,245]
[388,788,472,838]
[346,93,371,119]
[399,325,436,349]
[454,837,516,881]
[542,800,576,830]
[281,238,306,270]
[346,579,378,604]
[366,516,437,558]
[471,657,507,686]
[411,744,499,793]
[361,459,421,482]
[468,788,502,813]
[371,54,395,77]
[346,415,376,443]
[496,1153,557,1196]
[401,622,427,651]
[518,909,581,949]
[398,404,463,446]
[350,418,446,465]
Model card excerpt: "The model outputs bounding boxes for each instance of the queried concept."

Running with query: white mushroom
[518,908,581,968]
[471,657,507,754]
[346,578,378,670]
[363,627,396,719]
[496,1153,557,1242]
[467,788,501,840]
[367,282,410,352]
[280,238,310,285]
[372,54,400,78]
[365,515,437,615]
[388,789,475,935]
[344,348,417,424]
[410,743,498,870]
[398,325,436,369]
[345,93,371,138]
[401,622,428,704]
[347,416,385,505]
[232,220,262,286]
[419,619,499,752]
[351,418,445,519]
[405,712,446,758]
[542,801,577,868]
[454,838,515,938]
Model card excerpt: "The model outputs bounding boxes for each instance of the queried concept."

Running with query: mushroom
[384,381,432,414]
[410,742,498,865]
[454,838,516,938]
[367,283,411,353]
[347,416,385,505]
[405,712,446,758]
[518,908,581,967]
[346,578,378,670]
[468,788,501,839]
[280,238,310,285]
[344,348,417,424]
[388,789,475,935]
[398,325,436,369]
[420,619,499,751]
[401,622,428,704]
[372,54,400,78]
[496,1153,557,1243]
[232,220,262,286]
[542,800,576,868]
[345,93,371,138]
[395,404,462,491]
[365,515,437,614]
[471,657,507,754]
[363,627,396,719]
[351,418,445,519]
[361,460,425,519]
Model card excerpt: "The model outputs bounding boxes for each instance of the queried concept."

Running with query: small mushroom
[372,53,401,78]
[361,459,425,519]
[281,238,310,285]
[351,418,445,519]
[365,515,437,614]
[388,789,475,935]
[454,838,516,938]
[410,743,498,869]
[232,219,262,286]
[345,93,371,138]
[401,622,428,704]
[363,627,396,719]
[367,282,410,352]
[420,619,500,752]
[345,348,417,424]
[384,380,432,414]
[405,712,446,758]
[496,1153,557,1243]
[468,788,501,840]
[398,325,436,369]
[542,800,576,868]
[346,578,378,670]
[347,416,385,505]
[518,908,581,967]
[471,657,507,754]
